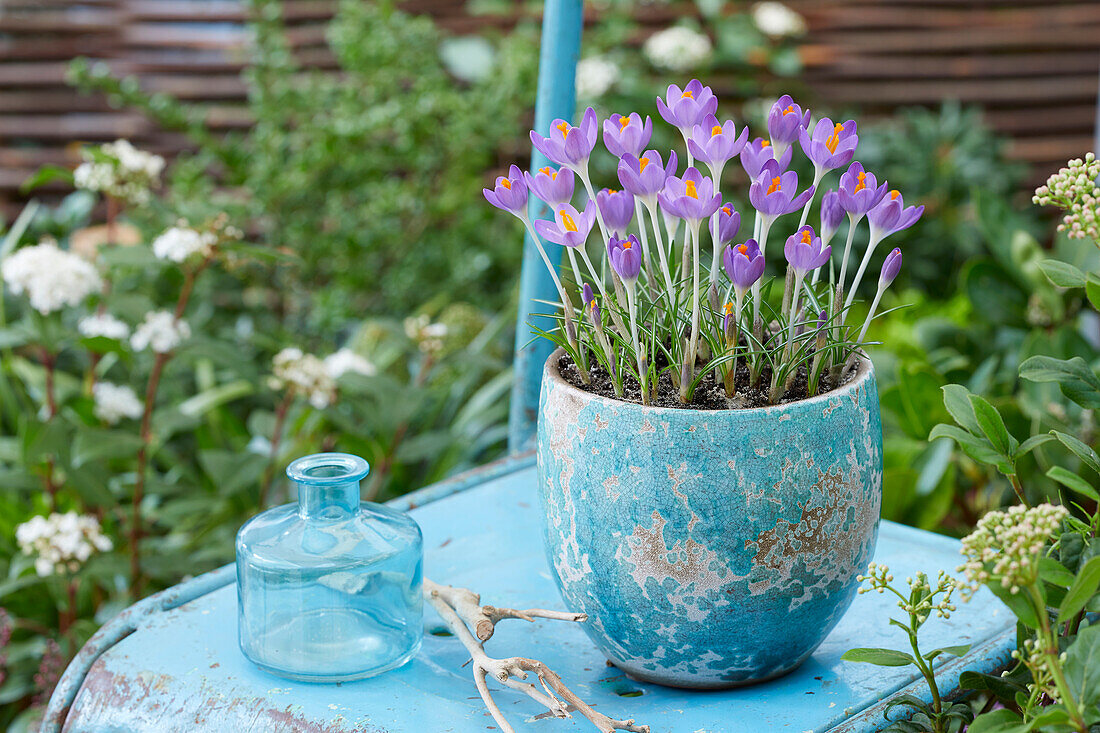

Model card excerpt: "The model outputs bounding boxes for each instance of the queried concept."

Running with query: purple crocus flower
[799,118,858,172]
[767,95,811,148]
[655,80,718,134]
[482,164,527,216]
[533,200,596,248]
[530,107,599,170]
[784,226,831,274]
[618,150,678,203]
[718,203,741,245]
[524,165,575,207]
[740,138,793,179]
[608,234,642,282]
[582,283,599,322]
[604,113,653,158]
[723,238,765,292]
[880,248,903,286]
[749,159,814,220]
[596,188,635,236]
[837,162,889,220]
[867,190,924,241]
[687,116,749,170]
[819,189,844,245]
[658,167,722,223]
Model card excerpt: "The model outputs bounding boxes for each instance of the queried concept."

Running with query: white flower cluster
[73,140,165,206]
[323,348,377,379]
[1033,153,1100,242]
[643,26,712,72]
[752,2,806,37]
[404,314,449,355]
[131,310,191,353]
[1,241,102,315]
[576,56,620,100]
[271,347,337,409]
[93,382,143,424]
[78,312,130,341]
[15,512,112,577]
[152,226,216,263]
[959,503,1068,596]
[1011,636,1063,703]
[856,563,957,622]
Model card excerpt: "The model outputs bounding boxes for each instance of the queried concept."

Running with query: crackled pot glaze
[535,350,883,688]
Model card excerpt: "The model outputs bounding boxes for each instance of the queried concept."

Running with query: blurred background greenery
[0,0,1097,726]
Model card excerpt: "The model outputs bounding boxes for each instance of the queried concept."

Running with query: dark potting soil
[557,349,858,411]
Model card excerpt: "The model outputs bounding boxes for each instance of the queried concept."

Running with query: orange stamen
[607,189,618,195]
[561,212,578,232]
[854,171,866,193]
[783,105,796,116]
[500,178,511,189]
[556,121,570,139]
[619,116,630,131]
[890,189,900,200]
[711,125,723,137]
[761,139,771,149]
[623,239,633,249]
[826,122,844,154]
[737,244,748,255]
[723,302,734,314]
[801,229,812,244]
[767,176,782,195]
[639,158,650,172]
[682,90,694,99]
[722,205,732,216]
[685,181,698,199]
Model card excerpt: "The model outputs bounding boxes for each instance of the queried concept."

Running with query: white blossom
[131,310,191,353]
[93,382,143,424]
[576,56,620,100]
[16,512,112,577]
[78,312,130,341]
[404,314,449,355]
[1,241,102,314]
[324,348,377,379]
[74,140,164,206]
[1034,153,1100,241]
[959,503,1068,597]
[752,2,806,37]
[643,26,712,72]
[152,226,215,263]
[271,347,336,409]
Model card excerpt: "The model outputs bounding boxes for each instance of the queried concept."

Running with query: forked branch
[424,579,649,733]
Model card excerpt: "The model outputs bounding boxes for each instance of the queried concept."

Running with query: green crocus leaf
[840,647,915,667]
[1058,557,1100,625]
[1019,355,1100,410]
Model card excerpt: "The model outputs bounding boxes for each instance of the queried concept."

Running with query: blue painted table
[46,454,1015,732]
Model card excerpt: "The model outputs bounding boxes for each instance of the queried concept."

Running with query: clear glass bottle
[236,453,423,682]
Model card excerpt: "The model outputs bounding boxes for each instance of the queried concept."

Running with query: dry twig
[424,579,649,733]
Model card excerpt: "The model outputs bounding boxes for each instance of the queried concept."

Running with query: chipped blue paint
[45,459,1015,732]
[537,350,883,688]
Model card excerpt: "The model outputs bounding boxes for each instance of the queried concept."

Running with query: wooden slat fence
[0,0,1097,212]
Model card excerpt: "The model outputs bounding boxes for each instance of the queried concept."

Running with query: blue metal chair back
[507,0,583,452]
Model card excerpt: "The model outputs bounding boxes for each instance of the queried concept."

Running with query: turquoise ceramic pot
[536,350,883,688]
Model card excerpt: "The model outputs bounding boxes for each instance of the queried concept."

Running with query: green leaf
[929,424,1012,473]
[1016,433,1054,458]
[18,164,74,192]
[1062,624,1100,714]
[72,428,144,468]
[840,647,915,667]
[1048,466,1100,502]
[923,644,971,661]
[985,580,1041,629]
[941,384,981,434]
[1052,431,1100,476]
[1039,555,1077,588]
[1039,259,1087,288]
[1087,273,1100,312]
[1058,556,1100,625]
[969,393,1013,457]
[965,708,1029,733]
[959,669,1030,702]
[177,380,254,418]
[1019,355,1100,409]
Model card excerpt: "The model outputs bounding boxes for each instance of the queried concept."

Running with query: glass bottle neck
[298,481,360,520]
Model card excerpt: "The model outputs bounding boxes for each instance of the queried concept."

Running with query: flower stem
[680,221,702,404]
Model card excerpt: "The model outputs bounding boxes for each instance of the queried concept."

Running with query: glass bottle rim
[286,453,370,486]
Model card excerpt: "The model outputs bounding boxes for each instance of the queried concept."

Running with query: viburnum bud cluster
[404,315,449,355]
[73,139,164,206]
[958,503,1068,597]
[1,241,102,315]
[1033,153,1100,242]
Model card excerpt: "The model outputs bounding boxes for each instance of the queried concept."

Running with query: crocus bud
[819,189,844,245]
[723,239,765,292]
[880,247,902,287]
[767,94,810,147]
[596,188,635,236]
[608,234,642,282]
[717,203,741,245]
